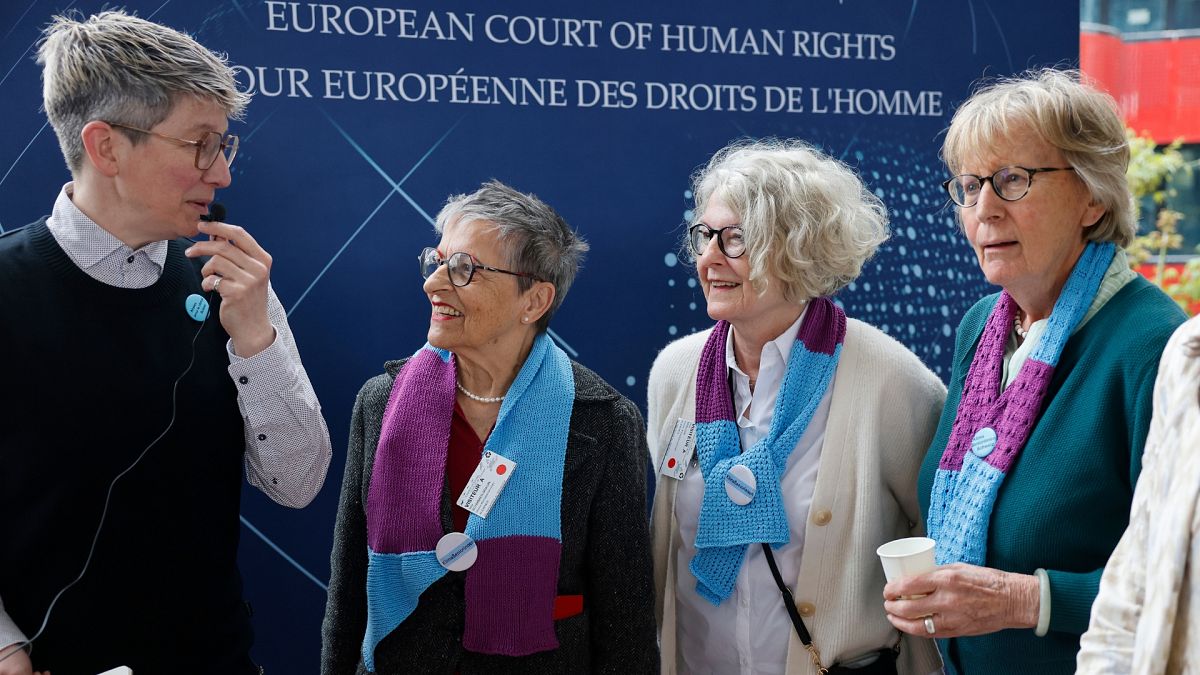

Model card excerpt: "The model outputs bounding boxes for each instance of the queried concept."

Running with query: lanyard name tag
[659,418,697,481]
[456,450,516,518]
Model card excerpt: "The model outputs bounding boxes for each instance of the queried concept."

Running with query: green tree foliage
[1125,129,1199,314]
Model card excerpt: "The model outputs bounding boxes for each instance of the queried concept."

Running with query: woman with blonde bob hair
[648,139,946,674]
[884,69,1185,674]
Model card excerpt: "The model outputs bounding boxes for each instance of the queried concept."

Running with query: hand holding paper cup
[877,536,936,598]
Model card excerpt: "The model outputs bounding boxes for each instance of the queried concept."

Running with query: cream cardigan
[1077,315,1200,674]
[648,319,946,675]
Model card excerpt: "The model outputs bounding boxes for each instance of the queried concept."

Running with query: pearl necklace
[1013,314,1028,339]
[457,379,504,404]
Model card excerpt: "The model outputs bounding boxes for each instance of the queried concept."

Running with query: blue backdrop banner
[0,1,1077,671]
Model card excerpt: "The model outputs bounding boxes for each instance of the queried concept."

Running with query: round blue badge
[971,427,998,458]
[185,294,210,322]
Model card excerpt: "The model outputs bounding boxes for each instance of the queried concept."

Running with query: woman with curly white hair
[647,139,946,674]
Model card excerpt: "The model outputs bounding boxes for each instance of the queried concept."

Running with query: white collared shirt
[674,309,832,675]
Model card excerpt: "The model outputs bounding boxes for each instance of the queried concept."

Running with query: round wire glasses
[418,247,543,287]
[942,165,1075,207]
[108,122,239,171]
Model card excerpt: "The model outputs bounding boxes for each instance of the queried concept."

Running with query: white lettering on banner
[656,24,895,60]
[321,69,568,106]
[232,65,313,98]
[251,6,943,117]
[812,87,943,116]
[484,15,602,47]
[792,31,896,60]
[577,80,638,109]
[608,21,654,50]
[229,62,945,116]
[660,24,788,56]
[264,2,474,41]
[763,86,806,113]
[644,82,757,112]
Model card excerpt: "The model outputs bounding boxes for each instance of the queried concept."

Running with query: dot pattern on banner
[658,131,993,381]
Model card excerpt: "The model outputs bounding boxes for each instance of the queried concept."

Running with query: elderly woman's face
[422,219,528,355]
[959,126,1105,295]
[695,196,792,330]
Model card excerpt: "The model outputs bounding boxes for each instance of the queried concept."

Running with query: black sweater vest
[0,220,254,674]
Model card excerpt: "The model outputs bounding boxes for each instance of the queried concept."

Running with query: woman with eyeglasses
[320,180,658,674]
[647,139,946,674]
[882,69,1186,674]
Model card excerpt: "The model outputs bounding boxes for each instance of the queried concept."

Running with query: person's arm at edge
[232,284,332,508]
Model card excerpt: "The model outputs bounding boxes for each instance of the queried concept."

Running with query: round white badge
[971,427,998,458]
[435,532,478,572]
[724,464,757,506]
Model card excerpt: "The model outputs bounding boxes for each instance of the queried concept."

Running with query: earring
[522,317,529,323]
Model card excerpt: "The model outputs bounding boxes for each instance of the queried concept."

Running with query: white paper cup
[876,536,936,585]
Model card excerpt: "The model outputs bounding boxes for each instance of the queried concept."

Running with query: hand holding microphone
[185,204,276,358]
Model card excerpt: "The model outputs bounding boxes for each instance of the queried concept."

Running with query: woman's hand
[0,643,49,675]
[882,562,1040,638]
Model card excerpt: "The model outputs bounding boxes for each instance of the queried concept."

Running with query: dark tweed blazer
[321,358,659,674]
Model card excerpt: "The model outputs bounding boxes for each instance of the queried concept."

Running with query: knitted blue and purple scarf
[690,297,846,605]
[362,333,573,671]
[927,242,1115,565]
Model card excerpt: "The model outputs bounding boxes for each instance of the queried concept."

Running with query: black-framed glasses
[942,165,1075,207]
[688,223,746,259]
[108,122,239,171]
[418,247,543,287]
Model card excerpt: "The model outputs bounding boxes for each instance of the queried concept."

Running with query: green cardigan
[917,276,1186,674]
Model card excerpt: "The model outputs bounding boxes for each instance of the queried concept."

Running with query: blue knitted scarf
[363,333,574,670]
[690,298,846,605]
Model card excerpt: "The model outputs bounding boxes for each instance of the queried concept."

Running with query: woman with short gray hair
[648,139,945,674]
[321,180,658,674]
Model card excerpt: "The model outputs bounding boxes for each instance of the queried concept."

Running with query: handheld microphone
[200,202,226,223]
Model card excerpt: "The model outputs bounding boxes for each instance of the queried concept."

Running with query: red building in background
[1081,0,1200,257]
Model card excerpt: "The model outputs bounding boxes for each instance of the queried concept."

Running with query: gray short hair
[434,180,589,332]
[942,68,1133,247]
[690,139,889,303]
[37,10,251,173]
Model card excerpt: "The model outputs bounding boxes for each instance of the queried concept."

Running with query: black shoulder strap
[760,542,815,646]
[762,543,833,673]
